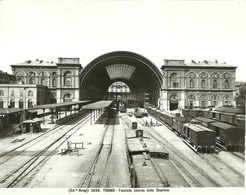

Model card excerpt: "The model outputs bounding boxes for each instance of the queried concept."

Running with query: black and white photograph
[0,0,245,194]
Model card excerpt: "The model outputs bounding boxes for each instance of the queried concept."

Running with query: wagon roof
[220,112,235,116]
[183,123,206,132]
[175,116,188,122]
[210,121,234,129]
[195,117,215,123]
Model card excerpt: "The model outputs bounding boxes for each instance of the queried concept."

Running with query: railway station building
[0,51,237,111]
[10,58,81,104]
[160,59,237,110]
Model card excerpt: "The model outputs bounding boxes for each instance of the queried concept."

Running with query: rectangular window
[11,90,14,96]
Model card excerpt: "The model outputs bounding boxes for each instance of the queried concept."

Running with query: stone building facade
[0,84,47,109]
[10,58,82,104]
[159,60,237,110]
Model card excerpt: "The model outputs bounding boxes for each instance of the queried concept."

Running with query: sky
[0,0,246,81]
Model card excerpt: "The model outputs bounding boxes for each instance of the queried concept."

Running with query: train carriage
[163,112,175,128]
[209,121,245,150]
[188,109,203,118]
[201,109,210,118]
[235,114,245,129]
[172,116,188,135]
[125,125,190,187]
[208,110,221,120]
[182,109,189,118]
[182,123,216,151]
[220,112,236,125]
[131,154,165,188]
[194,117,216,128]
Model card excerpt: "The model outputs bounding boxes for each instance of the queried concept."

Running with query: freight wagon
[209,121,245,151]
[194,117,216,128]
[182,123,216,152]
[172,116,188,135]
[208,110,221,120]
[220,112,236,125]
[125,129,190,187]
[235,114,245,129]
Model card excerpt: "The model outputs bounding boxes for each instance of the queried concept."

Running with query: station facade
[0,51,237,110]
[10,58,81,106]
[160,59,237,110]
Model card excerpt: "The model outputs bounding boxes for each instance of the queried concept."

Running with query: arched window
[39,72,47,86]
[41,78,45,85]
[211,95,219,106]
[213,80,218,88]
[189,79,195,88]
[199,95,207,107]
[10,99,15,108]
[19,99,24,109]
[223,96,231,105]
[187,95,196,107]
[28,99,33,108]
[0,90,4,96]
[52,78,56,87]
[50,72,57,87]
[225,80,230,89]
[63,93,73,102]
[28,90,33,96]
[0,99,4,108]
[170,73,179,88]
[64,71,72,86]
[29,78,34,84]
[201,79,206,88]
[108,81,130,93]
[170,95,179,110]
[28,71,36,84]
[16,71,25,84]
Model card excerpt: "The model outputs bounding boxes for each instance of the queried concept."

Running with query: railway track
[147,113,245,187]
[0,113,91,188]
[231,152,245,160]
[0,111,90,160]
[133,116,221,187]
[79,117,115,188]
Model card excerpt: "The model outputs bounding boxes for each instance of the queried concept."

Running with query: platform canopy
[32,101,90,110]
[82,100,113,110]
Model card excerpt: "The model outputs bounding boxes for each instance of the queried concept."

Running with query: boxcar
[182,109,189,117]
[209,121,245,150]
[201,109,210,118]
[163,112,175,127]
[183,123,216,150]
[220,112,236,125]
[188,109,202,118]
[194,117,216,128]
[208,110,221,120]
[173,116,188,135]
[235,114,245,129]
